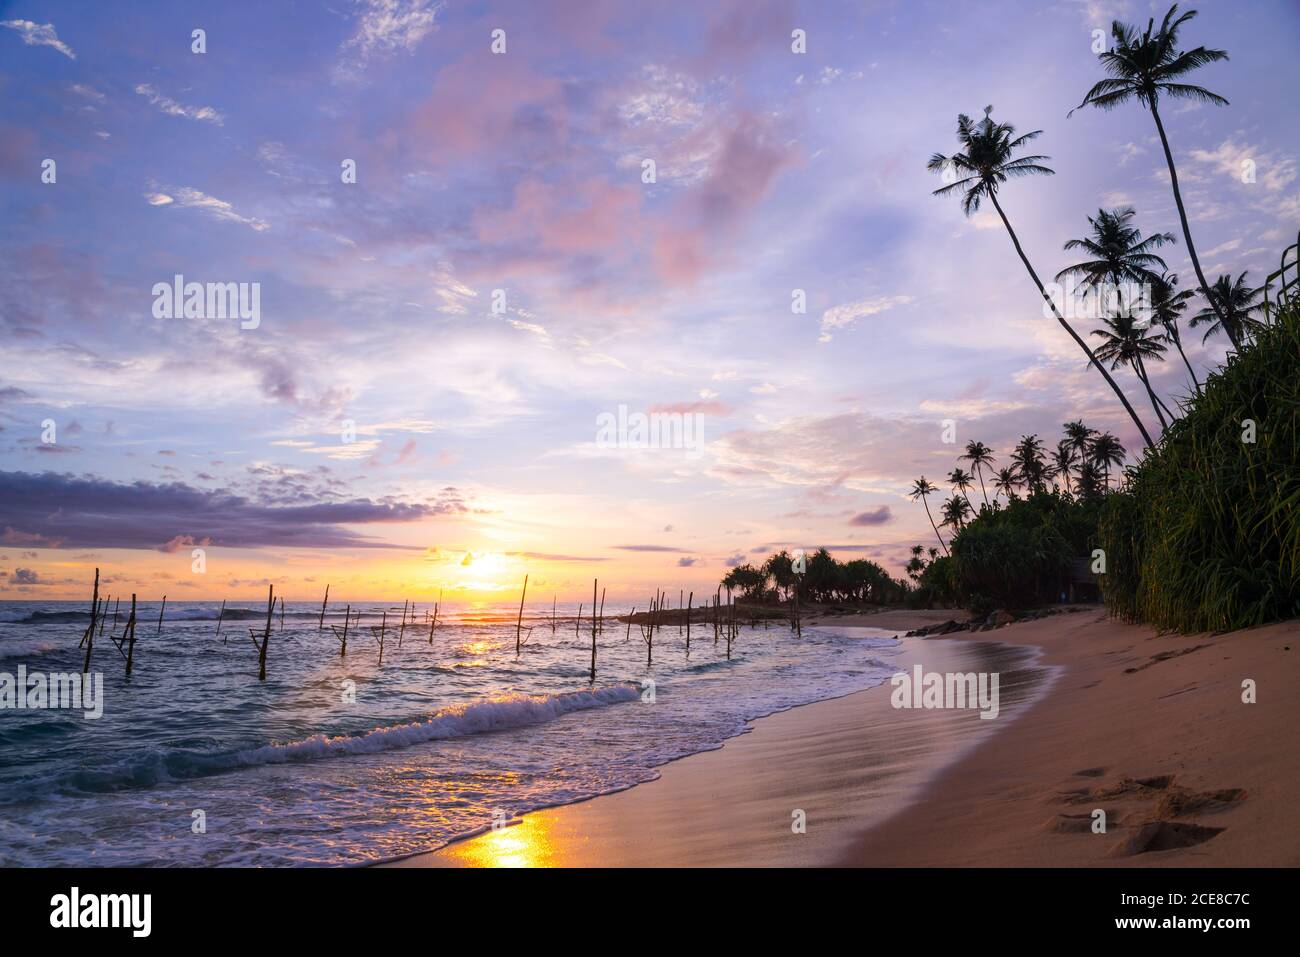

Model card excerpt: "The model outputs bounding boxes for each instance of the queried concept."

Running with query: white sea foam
[237,685,641,765]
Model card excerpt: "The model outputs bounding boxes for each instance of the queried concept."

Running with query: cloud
[12,568,41,584]
[1188,137,1298,193]
[134,84,223,125]
[676,556,698,567]
[848,506,893,527]
[819,295,913,343]
[338,0,440,77]
[1,20,75,59]
[613,544,690,553]
[146,186,268,231]
[0,471,458,551]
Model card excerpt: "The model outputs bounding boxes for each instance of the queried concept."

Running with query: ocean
[0,599,903,865]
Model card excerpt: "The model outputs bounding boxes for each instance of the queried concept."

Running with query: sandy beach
[388,608,1299,867]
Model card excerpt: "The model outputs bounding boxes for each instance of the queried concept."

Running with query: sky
[1,0,1298,602]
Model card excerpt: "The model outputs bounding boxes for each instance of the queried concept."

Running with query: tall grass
[1097,298,1300,632]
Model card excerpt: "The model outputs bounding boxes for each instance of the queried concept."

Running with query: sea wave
[5,684,641,799]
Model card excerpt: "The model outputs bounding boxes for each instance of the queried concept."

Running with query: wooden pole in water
[515,575,528,656]
[551,596,557,635]
[576,604,582,639]
[79,568,99,649]
[686,591,692,655]
[399,599,408,648]
[81,570,100,671]
[279,596,285,632]
[124,594,138,676]
[589,578,598,683]
[99,597,109,638]
[216,599,226,641]
[156,595,166,637]
[598,588,606,634]
[318,584,329,631]
[257,585,272,680]
[679,589,683,633]
[626,607,635,641]
[113,596,121,629]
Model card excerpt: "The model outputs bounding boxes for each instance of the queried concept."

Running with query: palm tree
[909,477,949,556]
[1088,432,1127,489]
[960,440,995,507]
[1051,440,1077,493]
[1011,434,1049,492]
[1056,207,1174,430]
[1091,313,1173,429]
[939,494,972,532]
[1076,459,1105,500]
[993,466,1020,502]
[928,108,1155,448]
[1072,4,1232,343]
[1190,271,1268,349]
[1062,421,1098,470]
[1149,271,1200,391]
[948,467,976,511]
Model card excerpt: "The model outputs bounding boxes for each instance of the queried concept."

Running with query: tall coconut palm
[960,440,995,507]
[939,494,972,532]
[1075,459,1105,500]
[1088,432,1127,489]
[1149,271,1200,391]
[909,477,949,556]
[1190,271,1268,349]
[1091,313,1173,430]
[1072,5,1232,342]
[1056,207,1175,429]
[948,467,976,511]
[1011,434,1049,492]
[1051,440,1077,493]
[1063,420,1098,456]
[993,466,1020,502]
[927,107,1155,448]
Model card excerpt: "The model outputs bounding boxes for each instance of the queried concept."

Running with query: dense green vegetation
[1097,299,1300,631]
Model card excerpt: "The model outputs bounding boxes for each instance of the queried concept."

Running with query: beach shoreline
[385,606,1299,868]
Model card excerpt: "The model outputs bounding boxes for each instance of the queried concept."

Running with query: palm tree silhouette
[1092,313,1173,430]
[1051,439,1077,494]
[1075,459,1105,500]
[960,440,995,507]
[1072,4,1231,342]
[928,107,1154,448]
[939,494,973,531]
[1056,207,1175,429]
[909,476,949,555]
[949,467,976,511]
[1088,432,1127,489]
[1063,420,1098,462]
[1011,434,1049,493]
[993,466,1020,502]
[1190,271,1268,348]
[1149,271,1200,391]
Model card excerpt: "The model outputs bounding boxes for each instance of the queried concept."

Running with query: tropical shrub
[1097,299,1300,631]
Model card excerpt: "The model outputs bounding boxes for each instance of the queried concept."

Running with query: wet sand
[386,616,1054,866]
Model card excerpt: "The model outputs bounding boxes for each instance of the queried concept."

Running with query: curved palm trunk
[1131,351,1168,430]
[921,497,949,556]
[1168,325,1201,393]
[1149,104,1236,350]
[988,192,1155,449]
[975,466,990,508]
